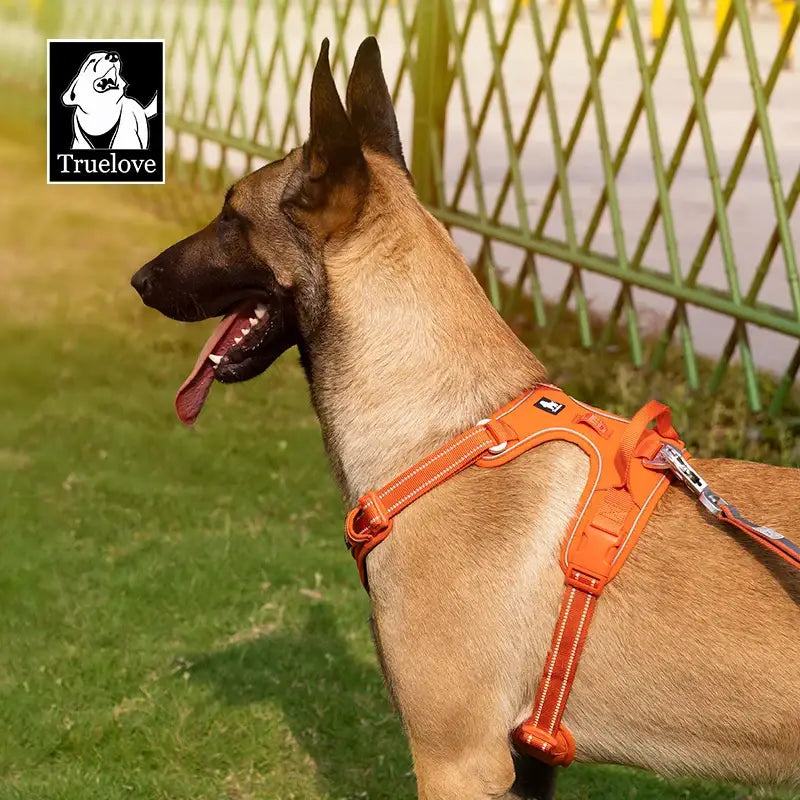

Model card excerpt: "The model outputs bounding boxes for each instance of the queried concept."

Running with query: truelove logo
[47,39,165,184]
[534,397,565,415]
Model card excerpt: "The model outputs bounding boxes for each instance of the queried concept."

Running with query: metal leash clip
[650,443,721,515]
[648,446,798,564]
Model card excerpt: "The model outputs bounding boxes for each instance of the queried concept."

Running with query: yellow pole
[773,0,795,70]
[616,4,627,36]
[651,0,666,42]
[715,0,731,55]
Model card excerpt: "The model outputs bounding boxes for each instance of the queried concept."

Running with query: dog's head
[131,38,408,424]
[62,50,126,120]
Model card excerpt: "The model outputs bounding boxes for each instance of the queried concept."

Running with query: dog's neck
[304,158,546,502]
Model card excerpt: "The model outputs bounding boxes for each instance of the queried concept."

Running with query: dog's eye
[217,213,242,251]
[219,215,239,236]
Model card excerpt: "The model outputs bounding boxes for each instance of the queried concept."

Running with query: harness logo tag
[535,397,565,415]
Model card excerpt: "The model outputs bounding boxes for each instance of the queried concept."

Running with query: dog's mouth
[94,66,119,93]
[174,297,295,426]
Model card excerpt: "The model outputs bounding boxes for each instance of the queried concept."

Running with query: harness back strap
[344,384,800,768]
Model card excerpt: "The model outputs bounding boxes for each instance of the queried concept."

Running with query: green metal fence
[2,0,799,413]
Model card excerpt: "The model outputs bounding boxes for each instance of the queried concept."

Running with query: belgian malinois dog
[132,38,800,800]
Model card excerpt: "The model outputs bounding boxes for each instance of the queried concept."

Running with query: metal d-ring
[477,419,508,454]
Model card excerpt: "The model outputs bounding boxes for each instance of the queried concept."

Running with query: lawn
[0,120,791,799]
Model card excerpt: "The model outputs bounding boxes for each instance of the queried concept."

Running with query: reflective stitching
[384,440,492,514]
[362,438,492,525]
[495,389,535,420]
[569,396,628,423]
[483,426,603,564]
[532,587,576,727]
[548,589,594,733]
[376,428,488,499]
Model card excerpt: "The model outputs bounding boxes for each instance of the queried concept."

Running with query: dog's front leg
[370,594,522,799]
[408,741,556,799]
[410,736,517,800]
[369,553,559,798]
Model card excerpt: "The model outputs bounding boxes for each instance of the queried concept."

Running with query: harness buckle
[515,720,576,766]
[565,567,605,596]
[358,491,391,534]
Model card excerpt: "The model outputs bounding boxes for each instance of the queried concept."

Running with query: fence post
[411,0,451,205]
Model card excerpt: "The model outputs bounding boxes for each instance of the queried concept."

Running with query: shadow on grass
[187,602,414,799]
[185,599,773,800]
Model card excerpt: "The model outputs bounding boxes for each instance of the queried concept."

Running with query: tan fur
[309,153,800,798]
[135,40,800,795]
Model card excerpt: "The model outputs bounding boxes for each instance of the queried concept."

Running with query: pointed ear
[281,39,367,231]
[345,37,407,173]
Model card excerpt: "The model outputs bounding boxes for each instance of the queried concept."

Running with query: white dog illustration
[61,51,157,150]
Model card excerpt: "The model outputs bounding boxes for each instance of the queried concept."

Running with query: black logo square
[534,397,565,415]
[47,39,165,184]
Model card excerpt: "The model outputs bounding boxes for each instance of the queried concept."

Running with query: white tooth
[241,327,250,336]
[234,337,242,344]
[254,305,266,319]
[249,317,258,326]
[208,353,222,365]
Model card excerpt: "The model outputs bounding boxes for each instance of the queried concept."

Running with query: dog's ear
[281,39,368,233]
[346,37,407,173]
[61,75,79,107]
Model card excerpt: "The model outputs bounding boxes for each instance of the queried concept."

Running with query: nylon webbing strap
[516,576,598,762]
[717,501,800,568]
[515,473,640,766]
[345,417,517,587]
[360,426,502,528]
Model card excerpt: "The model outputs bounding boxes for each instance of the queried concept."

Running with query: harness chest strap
[344,385,800,767]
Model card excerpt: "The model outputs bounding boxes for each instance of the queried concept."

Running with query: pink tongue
[174,301,257,426]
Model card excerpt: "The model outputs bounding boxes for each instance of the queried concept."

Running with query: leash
[344,384,800,766]
[652,443,800,566]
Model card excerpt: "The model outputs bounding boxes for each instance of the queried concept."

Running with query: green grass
[0,119,792,800]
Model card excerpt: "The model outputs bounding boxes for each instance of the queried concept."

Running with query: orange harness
[344,384,800,766]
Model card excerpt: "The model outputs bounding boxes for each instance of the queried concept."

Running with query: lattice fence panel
[1,0,797,412]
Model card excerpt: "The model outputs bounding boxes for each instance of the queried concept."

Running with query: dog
[61,50,157,150]
[131,38,800,800]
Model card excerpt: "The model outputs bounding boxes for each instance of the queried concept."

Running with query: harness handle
[615,400,678,487]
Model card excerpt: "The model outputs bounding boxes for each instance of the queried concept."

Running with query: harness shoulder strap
[345,415,517,589]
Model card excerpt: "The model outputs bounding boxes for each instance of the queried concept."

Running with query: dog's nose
[106,51,119,63]
[131,266,153,300]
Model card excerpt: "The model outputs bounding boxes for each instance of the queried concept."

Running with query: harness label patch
[535,397,565,415]
[47,39,165,184]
